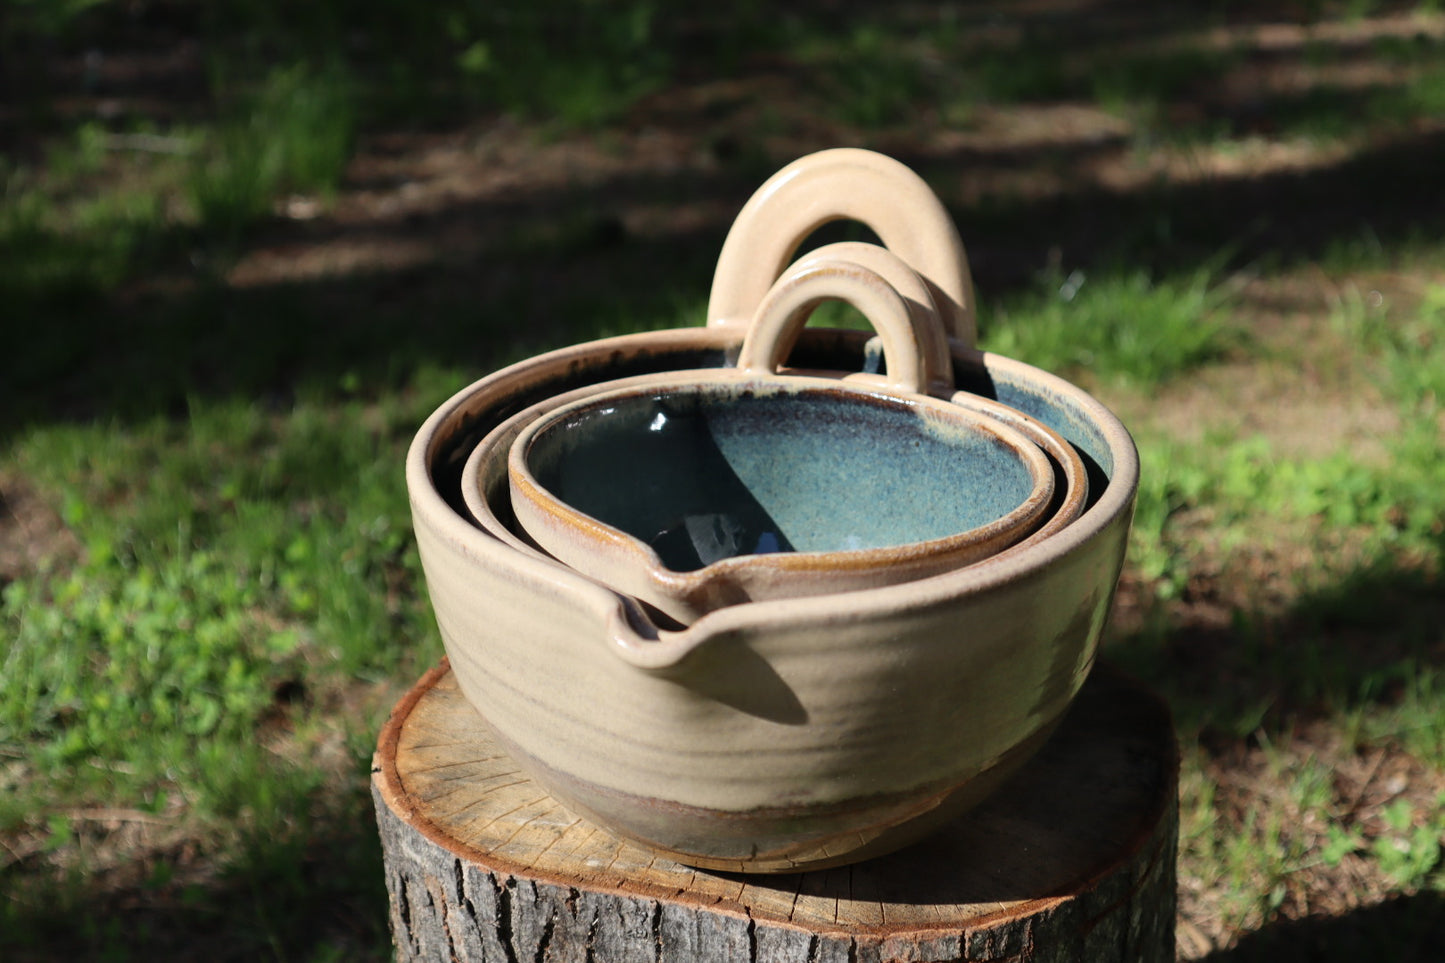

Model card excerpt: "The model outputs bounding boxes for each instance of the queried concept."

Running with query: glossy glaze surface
[502,250,1055,623]
[524,383,1041,564]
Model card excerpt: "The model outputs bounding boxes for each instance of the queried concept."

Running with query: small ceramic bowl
[510,374,1055,623]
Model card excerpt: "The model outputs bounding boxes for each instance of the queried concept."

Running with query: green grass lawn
[4,1,1445,959]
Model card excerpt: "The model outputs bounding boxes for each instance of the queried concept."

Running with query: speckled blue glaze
[523,382,1040,572]
[952,365,1113,506]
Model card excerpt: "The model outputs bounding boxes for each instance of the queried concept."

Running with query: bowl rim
[406,326,1139,665]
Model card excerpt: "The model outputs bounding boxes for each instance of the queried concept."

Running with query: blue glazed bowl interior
[521,383,1042,573]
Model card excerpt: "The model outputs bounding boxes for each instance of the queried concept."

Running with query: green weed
[959,44,1075,106]
[0,184,167,297]
[1128,271,1445,607]
[1127,417,1444,611]
[980,264,1235,386]
[1127,442,1212,601]
[436,1,674,125]
[188,63,355,243]
[1091,46,1234,125]
[0,389,439,826]
[1372,797,1445,889]
[1,62,357,299]
[0,124,183,299]
[1359,666,1445,766]
[1375,48,1445,124]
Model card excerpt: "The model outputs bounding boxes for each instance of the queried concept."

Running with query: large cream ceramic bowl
[407,325,1137,873]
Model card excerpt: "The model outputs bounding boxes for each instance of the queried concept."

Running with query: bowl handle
[706,148,976,348]
[736,256,946,397]
[787,241,955,396]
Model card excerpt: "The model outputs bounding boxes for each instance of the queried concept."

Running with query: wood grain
[374,660,1178,961]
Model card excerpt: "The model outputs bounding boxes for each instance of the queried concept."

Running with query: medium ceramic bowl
[505,254,1053,623]
[407,327,1136,873]
[454,285,1089,601]
[458,372,689,562]
[457,368,1088,610]
[510,373,1054,623]
[946,390,1089,553]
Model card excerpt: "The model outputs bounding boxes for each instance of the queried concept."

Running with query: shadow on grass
[2,796,392,963]
[5,118,1445,446]
[1108,531,1445,744]
[1202,890,1445,962]
[8,0,1445,444]
[919,126,1445,290]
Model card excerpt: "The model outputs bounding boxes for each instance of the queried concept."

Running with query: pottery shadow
[663,636,809,727]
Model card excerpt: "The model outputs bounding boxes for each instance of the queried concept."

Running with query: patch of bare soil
[1110,273,1406,463]
[1133,263,1445,455]
[0,473,81,588]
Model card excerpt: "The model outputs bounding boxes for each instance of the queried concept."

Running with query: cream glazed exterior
[404,149,1139,872]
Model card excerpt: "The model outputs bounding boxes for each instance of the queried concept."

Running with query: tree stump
[372,660,1178,963]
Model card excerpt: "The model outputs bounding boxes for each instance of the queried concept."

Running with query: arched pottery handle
[737,248,953,397]
[707,148,976,348]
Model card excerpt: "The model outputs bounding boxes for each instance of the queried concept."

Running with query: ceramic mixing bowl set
[406,148,1139,873]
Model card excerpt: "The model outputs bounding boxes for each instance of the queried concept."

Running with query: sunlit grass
[0,389,443,828]
[981,264,1236,387]
[0,384,447,957]
[188,63,355,244]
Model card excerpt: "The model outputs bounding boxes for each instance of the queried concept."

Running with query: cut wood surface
[373,660,1178,962]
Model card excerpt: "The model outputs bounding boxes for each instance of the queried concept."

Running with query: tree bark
[373,660,1178,962]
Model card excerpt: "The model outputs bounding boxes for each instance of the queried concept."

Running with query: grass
[1,387,435,797]
[982,263,1237,387]
[0,389,438,959]
[1109,274,1445,951]
[5,0,1445,960]
[0,62,354,307]
[188,63,355,243]
[797,23,947,129]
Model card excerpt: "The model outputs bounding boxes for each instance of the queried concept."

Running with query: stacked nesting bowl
[406,149,1139,873]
